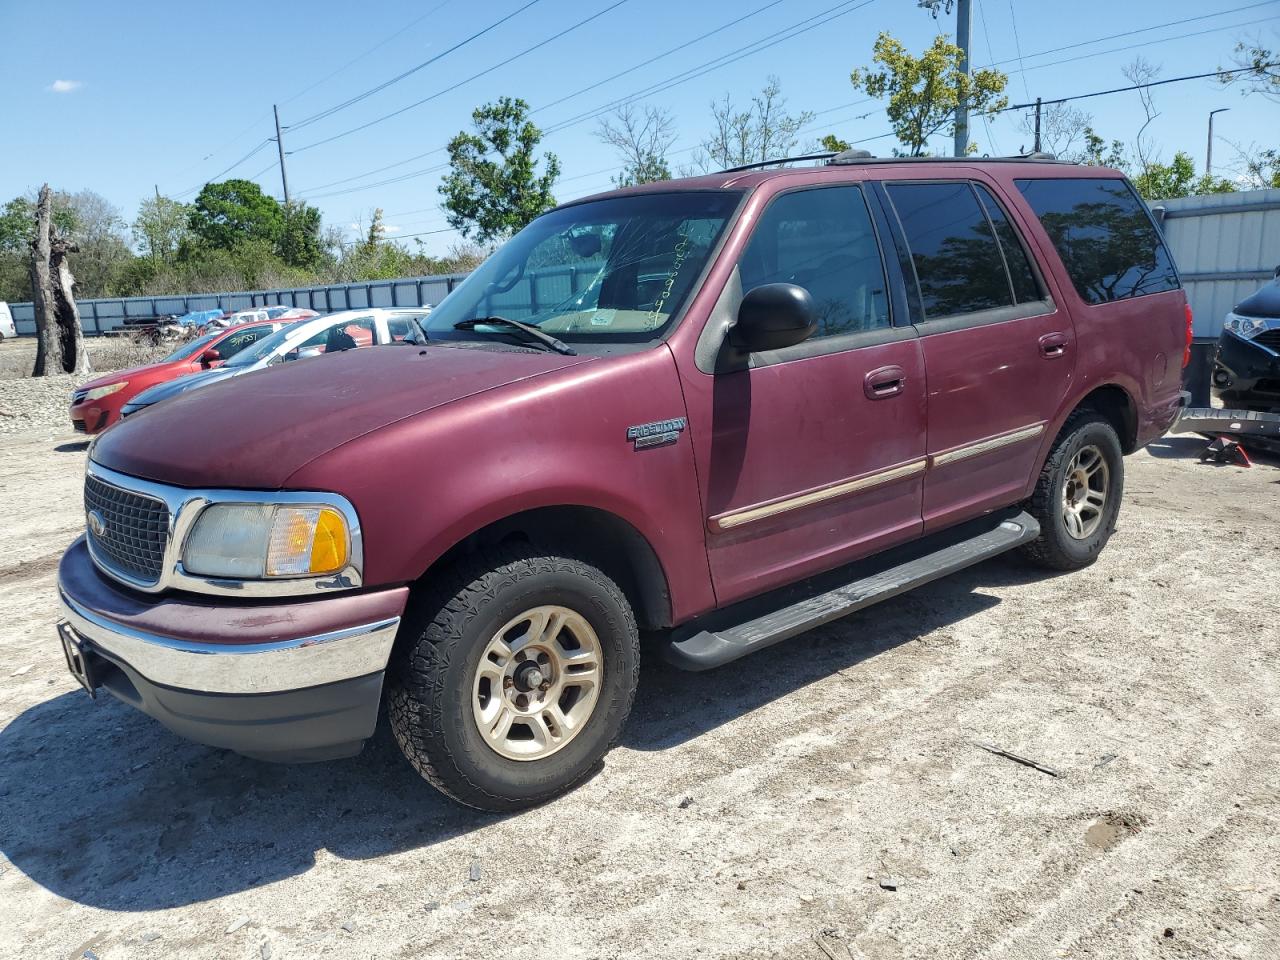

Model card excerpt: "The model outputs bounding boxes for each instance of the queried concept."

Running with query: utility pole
[1206,107,1229,176]
[1033,97,1042,153]
[273,104,291,205]
[952,0,972,157]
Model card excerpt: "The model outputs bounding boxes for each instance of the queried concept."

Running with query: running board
[661,510,1040,671]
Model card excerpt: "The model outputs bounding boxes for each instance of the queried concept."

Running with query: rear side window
[739,185,890,339]
[973,183,1041,304]
[1014,177,1179,304]
[886,181,1016,320]
[218,327,268,359]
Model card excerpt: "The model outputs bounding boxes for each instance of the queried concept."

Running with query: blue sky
[2,0,1277,255]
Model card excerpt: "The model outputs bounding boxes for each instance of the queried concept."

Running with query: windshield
[424,191,742,342]
[224,321,304,367]
[161,332,219,363]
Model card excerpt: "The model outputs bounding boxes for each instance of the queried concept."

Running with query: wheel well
[418,506,673,630]
[1076,385,1138,453]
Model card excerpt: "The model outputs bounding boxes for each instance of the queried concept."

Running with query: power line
[978,0,1278,69]
[532,0,787,115]
[280,0,453,108]
[1002,60,1280,110]
[175,139,272,199]
[291,0,631,154]
[294,0,876,196]
[288,0,546,132]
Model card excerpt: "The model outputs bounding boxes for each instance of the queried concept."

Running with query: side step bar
[661,510,1040,671]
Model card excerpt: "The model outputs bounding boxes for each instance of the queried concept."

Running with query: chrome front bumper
[58,589,399,695]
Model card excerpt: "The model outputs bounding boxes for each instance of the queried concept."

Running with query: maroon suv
[55,155,1189,811]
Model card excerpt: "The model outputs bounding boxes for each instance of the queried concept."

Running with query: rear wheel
[1021,412,1124,571]
[386,545,639,812]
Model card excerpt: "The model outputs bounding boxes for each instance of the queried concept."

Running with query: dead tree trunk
[30,184,90,377]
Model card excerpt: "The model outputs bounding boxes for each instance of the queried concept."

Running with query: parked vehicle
[0,300,16,340]
[1212,267,1280,412]
[56,156,1188,812]
[265,306,320,321]
[117,308,427,419]
[70,319,288,434]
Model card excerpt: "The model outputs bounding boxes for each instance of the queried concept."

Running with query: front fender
[286,348,718,623]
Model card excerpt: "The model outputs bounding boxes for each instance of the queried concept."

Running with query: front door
[684,184,928,606]
[879,177,1076,532]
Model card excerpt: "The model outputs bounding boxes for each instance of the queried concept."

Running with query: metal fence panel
[1154,188,1280,337]
[7,271,473,336]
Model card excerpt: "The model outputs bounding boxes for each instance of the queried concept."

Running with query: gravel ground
[0,406,1278,960]
[0,337,173,435]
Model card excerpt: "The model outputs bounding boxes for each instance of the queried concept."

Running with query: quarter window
[1014,177,1179,304]
[738,186,890,340]
[886,181,1014,320]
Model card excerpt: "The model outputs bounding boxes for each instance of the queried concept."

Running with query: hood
[1236,276,1280,320]
[93,344,592,489]
[77,361,181,392]
[128,367,239,406]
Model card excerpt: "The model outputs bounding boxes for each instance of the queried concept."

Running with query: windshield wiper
[453,316,577,356]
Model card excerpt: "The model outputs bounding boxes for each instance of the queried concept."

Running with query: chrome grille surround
[82,461,364,598]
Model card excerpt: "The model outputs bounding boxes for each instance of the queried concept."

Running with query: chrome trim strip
[710,459,928,531]
[84,461,363,598]
[929,422,1046,468]
[59,589,398,694]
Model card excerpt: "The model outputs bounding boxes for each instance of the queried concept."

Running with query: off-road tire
[386,544,640,812]
[1020,411,1124,571]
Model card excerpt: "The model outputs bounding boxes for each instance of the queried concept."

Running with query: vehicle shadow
[627,556,1023,751]
[0,556,1030,912]
[53,441,90,453]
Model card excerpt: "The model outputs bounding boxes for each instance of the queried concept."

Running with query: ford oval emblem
[87,510,106,538]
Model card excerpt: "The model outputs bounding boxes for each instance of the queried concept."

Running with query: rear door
[879,177,1074,532]
[688,183,928,604]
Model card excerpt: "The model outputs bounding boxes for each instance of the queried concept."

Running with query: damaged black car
[1214,267,1280,413]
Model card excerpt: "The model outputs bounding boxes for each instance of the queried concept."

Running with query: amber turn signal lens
[310,507,348,574]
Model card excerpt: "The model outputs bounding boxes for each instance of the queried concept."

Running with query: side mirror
[729,283,817,353]
[201,347,221,363]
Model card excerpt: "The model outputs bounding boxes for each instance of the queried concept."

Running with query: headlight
[183,503,351,580]
[1223,312,1268,340]
[84,381,127,402]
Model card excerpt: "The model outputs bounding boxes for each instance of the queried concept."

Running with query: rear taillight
[1183,301,1193,368]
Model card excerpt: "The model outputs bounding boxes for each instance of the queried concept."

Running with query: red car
[58,156,1188,810]
[69,319,289,434]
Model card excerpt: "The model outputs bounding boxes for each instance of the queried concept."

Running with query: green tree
[440,97,560,243]
[1080,127,1127,169]
[1241,147,1280,188]
[133,195,191,262]
[188,179,285,251]
[1220,39,1279,101]
[1130,151,1237,201]
[278,200,326,270]
[820,134,852,153]
[851,32,1008,156]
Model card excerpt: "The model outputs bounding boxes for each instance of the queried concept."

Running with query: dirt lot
[1,412,1278,959]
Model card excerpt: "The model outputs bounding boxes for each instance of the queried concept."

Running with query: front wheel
[1020,412,1124,571]
[386,546,640,812]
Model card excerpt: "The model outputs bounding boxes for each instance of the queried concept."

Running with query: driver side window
[739,186,891,340]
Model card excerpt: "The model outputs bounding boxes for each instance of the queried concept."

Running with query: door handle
[1039,332,1069,358]
[864,365,906,399]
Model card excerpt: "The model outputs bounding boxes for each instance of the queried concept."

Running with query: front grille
[1253,329,1280,353]
[84,475,170,582]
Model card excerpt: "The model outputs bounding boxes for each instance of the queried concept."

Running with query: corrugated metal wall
[1152,187,1280,337]
[5,273,472,337]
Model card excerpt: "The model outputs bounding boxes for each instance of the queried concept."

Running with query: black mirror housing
[729,283,817,353]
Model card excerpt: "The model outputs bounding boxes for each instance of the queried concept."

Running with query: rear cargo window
[885,181,1017,320]
[1014,177,1179,304]
[739,185,890,339]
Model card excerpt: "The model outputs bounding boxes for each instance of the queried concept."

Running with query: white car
[118,308,430,419]
[0,301,16,340]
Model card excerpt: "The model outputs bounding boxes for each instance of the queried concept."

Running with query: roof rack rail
[718,150,1071,174]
